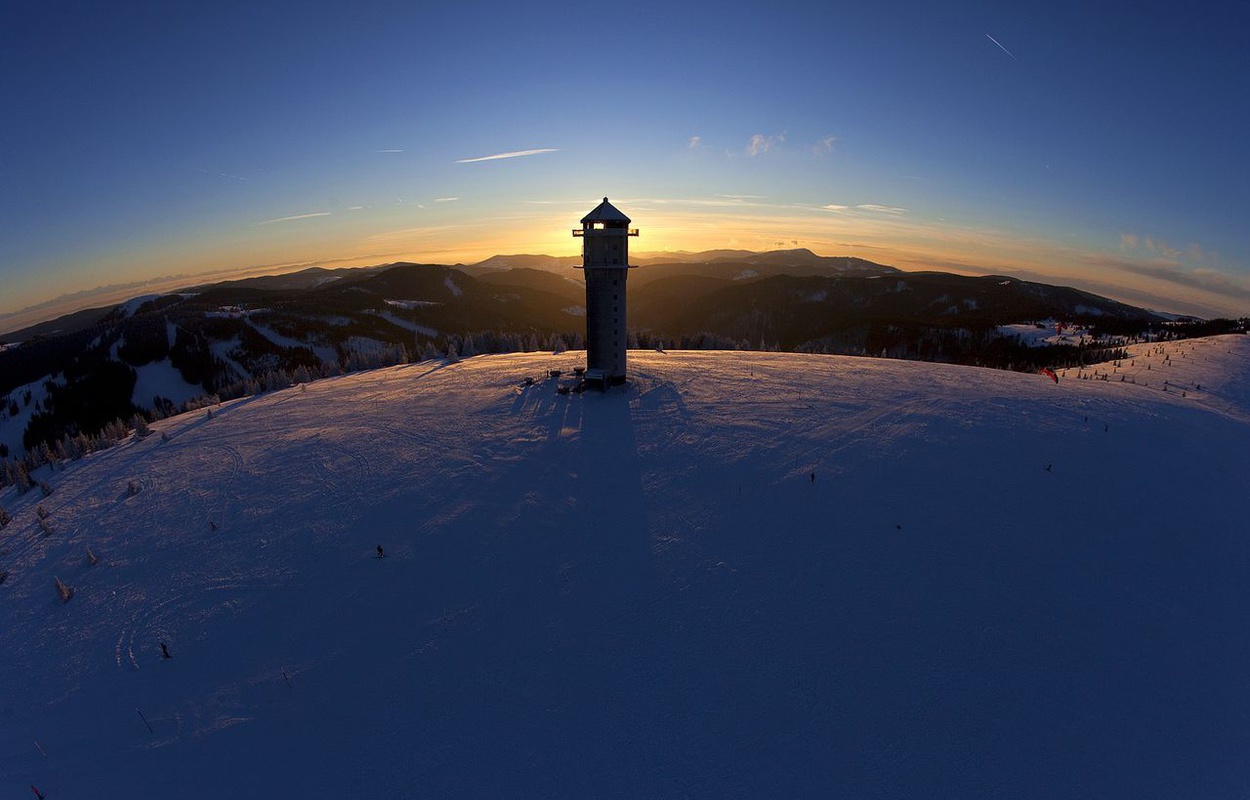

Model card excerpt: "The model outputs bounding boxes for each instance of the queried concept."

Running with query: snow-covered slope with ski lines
[3,335,1249,798]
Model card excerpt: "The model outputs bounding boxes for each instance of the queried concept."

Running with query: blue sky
[3,0,1248,327]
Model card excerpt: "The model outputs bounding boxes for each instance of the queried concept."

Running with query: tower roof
[580,197,631,225]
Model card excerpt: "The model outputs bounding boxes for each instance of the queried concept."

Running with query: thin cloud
[435,197,460,203]
[456,148,558,163]
[256,211,331,225]
[688,136,703,149]
[812,135,836,156]
[821,204,850,212]
[746,133,784,157]
[1143,236,1182,259]
[985,33,1017,60]
[376,149,405,153]
[1095,257,1250,303]
[195,167,247,182]
[716,194,768,200]
[856,204,907,215]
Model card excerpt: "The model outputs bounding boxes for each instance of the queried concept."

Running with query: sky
[3,0,1249,329]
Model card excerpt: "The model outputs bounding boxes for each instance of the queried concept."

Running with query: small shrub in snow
[39,480,53,497]
[87,548,100,566]
[127,480,141,497]
[55,576,74,603]
[39,518,53,536]
[0,507,10,528]
[15,466,32,494]
[36,505,49,520]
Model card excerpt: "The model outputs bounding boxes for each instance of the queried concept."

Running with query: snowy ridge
[1,336,1249,798]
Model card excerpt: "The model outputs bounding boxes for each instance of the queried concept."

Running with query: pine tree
[15,463,32,494]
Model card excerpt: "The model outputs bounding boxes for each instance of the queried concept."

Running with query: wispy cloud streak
[256,212,331,225]
[195,167,248,182]
[746,133,784,156]
[985,33,1016,60]
[456,148,558,163]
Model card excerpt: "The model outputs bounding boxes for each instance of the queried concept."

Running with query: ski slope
[3,335,1249,798]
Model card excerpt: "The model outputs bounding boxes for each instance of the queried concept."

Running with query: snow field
[1,335,1249,798]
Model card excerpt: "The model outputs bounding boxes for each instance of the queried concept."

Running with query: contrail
[985,33,1017,60]
[456,148,558,164]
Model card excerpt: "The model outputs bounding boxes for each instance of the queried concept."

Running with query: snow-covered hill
[3,336,1249,798]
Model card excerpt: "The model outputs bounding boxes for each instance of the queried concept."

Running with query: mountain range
[2,249,1236,458]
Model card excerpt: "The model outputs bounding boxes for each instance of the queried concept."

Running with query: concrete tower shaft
[573,197,637,386]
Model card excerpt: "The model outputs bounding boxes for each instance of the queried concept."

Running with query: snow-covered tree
[132,415,153,440]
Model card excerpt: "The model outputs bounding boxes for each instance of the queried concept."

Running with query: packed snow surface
[130,359,205,411]
[3,336,1250,798]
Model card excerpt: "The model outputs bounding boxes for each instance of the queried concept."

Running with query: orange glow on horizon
[4,203,1246,334]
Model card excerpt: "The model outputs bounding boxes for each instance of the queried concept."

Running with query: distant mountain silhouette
[3,250,1219,457]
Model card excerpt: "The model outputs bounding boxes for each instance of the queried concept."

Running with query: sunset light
[3,1,1247,330]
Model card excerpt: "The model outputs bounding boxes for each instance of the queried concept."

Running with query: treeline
[791,322,1137,372]
[6,317,1245,467]
[0,329,588,474]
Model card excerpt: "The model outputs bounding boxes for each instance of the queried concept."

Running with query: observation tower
[573,197,637,386]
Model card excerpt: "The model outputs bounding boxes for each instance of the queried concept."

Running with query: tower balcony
[572,228,639,237]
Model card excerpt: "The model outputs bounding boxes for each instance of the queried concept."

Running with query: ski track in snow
[2,336,1250,798]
